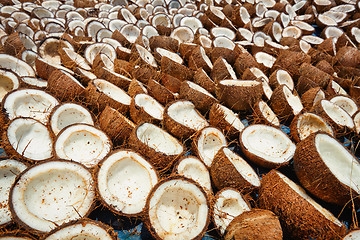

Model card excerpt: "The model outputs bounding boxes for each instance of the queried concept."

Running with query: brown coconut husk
[233,52,261,77]
[131,65,158,84]
[299,63,333,88]
[224,209,283,240]
[4,32,25,57]
[129,94,163,124]
[158,73,182,94]
[98,106,135,146]
[179,42,198,62]
[296,75,321,96]
[94,66,132,90]
[35,57,60,80]
[252,100,280,127]
[147,79,177,105]
[193,68,216,95]
[149,35,179,52]
[128,79,148,97]
[335,46,360,68]
[315,59,335,75]
[210,46,239,65]
[211,57,237,83]
[258,170,347,240]
[188,46,213,73]
[161,56,193,81]
[272,49,311,77]
[113,59,134,77]
[301,87,325,110]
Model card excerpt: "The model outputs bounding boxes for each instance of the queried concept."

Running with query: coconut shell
[84,80,130,114]
[179,81,217,114]
[268,69,293,90]
[335,46,360,68]
[47,69,85,102]
[131,65,158,84]
[161,56,193,81]
[252,101,280,127]
[4,32,25,57]
[98,106,135,146]
[179,42,198,61]
[147,79,176,105]
[301,87,325,111]
[149,35,179,52]
[128,79,148,97]
[210,47,239,66]
[113,59,134,77]
[296,76,320,95]
[315,59,335,75]
[188,46,212,73]
[35,57,60,80]
[111,29,131,48]
[216,80,263,112]
[157,73,182,94]
[258,170,346,240]
[128,124,184,171]
[129,95,163,124]
[293,132,360,206]
[115,46,131,61]
[224,209,283,240]
[299,63,333,88]
[210,147,259,194]
[93,66,131,90]
[193,68,216,95]
[307,48,334,64]
[272,49,311,77]
[210,57,236,83]
[233,52,260,77]
[74,68,96,86]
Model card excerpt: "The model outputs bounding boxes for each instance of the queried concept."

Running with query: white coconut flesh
[354,112,360,134]
[315,133,360,195]
[198,36,212,49]
[254,52,276,69]
[135,44,158,68]
[283,86,303,115]
[55,124,111,168]
[330,81,348,96]
[148,178,209,239]
[0,70,19,101]
[136,123,183,155]
[197,127,227,167]
[282,26,302,39]
[187,81,214,98]
[38,38,74,66]
[167,101,209,131]
[241,124,296,164]
[134,94,164,120]
[21,77,47,88]
[302,35,324,45]
[62,48,91,71]
[321,100,354,128]
[84,43,116,65]
[314,89,325,106]
[180,17,203,33]
[97,150,158,215]
[296,113,334,140]
[330,96,358,117]
[344,230,360,240]
[216,104,245,132]
[221,58,237,79]
[98,54,114,71]
[156,48,183,65]
[7,118,53,161]
[213,36,235,50]
[220,80,260,87]
[211,27,235,40]
[0,160,27,226]
[213,188,250,235]
[87,21,106,41]
[223,148,261,187]
[260,77,273,100]
[176,157,211,193]
[44,221,115,240]
[50,103,94,135]
[276,70,294,90]
[4,89,58,124]
[249,67,269,82]
[258,101,280,126]
[10,161,95,232]
[276,171,343,227]
[152,14,171,28]
[0,54,35,77]
[170,26,195,43]
[94,79,131,106]
[120,24,141,44]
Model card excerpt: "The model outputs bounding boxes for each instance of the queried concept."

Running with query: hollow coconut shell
[158,73,182,94]
[252,100,280,127]
[298,62,333,88]
[161,56,193,81]
[129,94,164,124]
[301,87,326,111]
[93,66,132,90]
[193,68,216,95]
[128,79,148,97]
[149,35,179,52]
[258,170,346,240]
[147,79,177,106]
[293,132,360,206]
[233,52,261,77]
[335,46,360,68]
[4,32,25,57]
[224,209,283,240]
[210,147,261,194]
[272,49,311,77]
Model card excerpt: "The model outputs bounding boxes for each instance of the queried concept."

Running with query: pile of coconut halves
[0,0,360,238]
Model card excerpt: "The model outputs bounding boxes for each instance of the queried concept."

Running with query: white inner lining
[94,79,131,105]
[216,104,244,132]
[296,113,333,140]
[177,157,211,192]
[197,128,227,167]
[283,86,303,115]
[321,100,354,128]
[135,94,164,120]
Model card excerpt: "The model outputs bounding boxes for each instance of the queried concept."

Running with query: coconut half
[54,124,112,168]
[240,124,296,168]
[49,103,94,135]
[38,37,74,66]
[0,69,19,102]
[9,160,95,233]
[2,89,59,125]
[145,176,210,240]
[330,95,358,117]
[130,93,164,124]
[3,118,54,161]
[43,219,117,240]
[294,132,360,206]
[0,54,35,77]
[0,159,27,227]
[343,230,360,240]
[213,188,251,235]
[97,149,158,216]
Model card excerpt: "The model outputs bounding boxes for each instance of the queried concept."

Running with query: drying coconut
[58,47,91,71]
[343,230,360,240]
[213,188,251,236]
[147,79,177,105]
[0,70,19,102]
[179,81,218,113]
[294,132,360,206]
[128,122,184,170]
[298,63,333,88]
[161,56,193,81]
[145,176,210,240]
[38,37,74,66]
[84,43,116,66]
[129,44,157,68]
[272,49,311,76]
[259,170,346,239]
[268,69,294,90]
[116,46,131,61]
[290,112,334,142]
[301,87,326,111]
[188,45,213,73]
[85,79,131,114]
[210,57,237,83]
[270,85,303,121]
[131,65,158,84]
[128,79,148,97]
[211,147,261,193]
[130,93,164,124]
[47,69,85,101]
[335,46,360,68]
[0,159,27,228]
[172,156,212,193]
[20,76,47,89]
[3,32,25,57]
[313,99,355,136]
[354,110,360,134]
[0,232,35,240]
[193,68,216,95]
[94,66,132,90]
[35,57,69,80]
[0,54,35,77]
[96,149,158,216]
[329,95,358,117]
[98,106,135,146]
[192,126,227,167]
[242,67,268,82]
[92,53,115,72]
[43,219,117,240]
[163,100,209,140]
[158,73,182,94]
[252,100,280,127]
[9,160,96,233]
[210,46,239,66]
[49,102,94,135]
[327,80,348,97]
[240,124,296,168]
[233,52,261,77]
[224,209,283,240]
[149,35,179,52]
[2,117,54,162]
[209,103,245,139]
[315,59,335,75]
[154,47,183,65]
